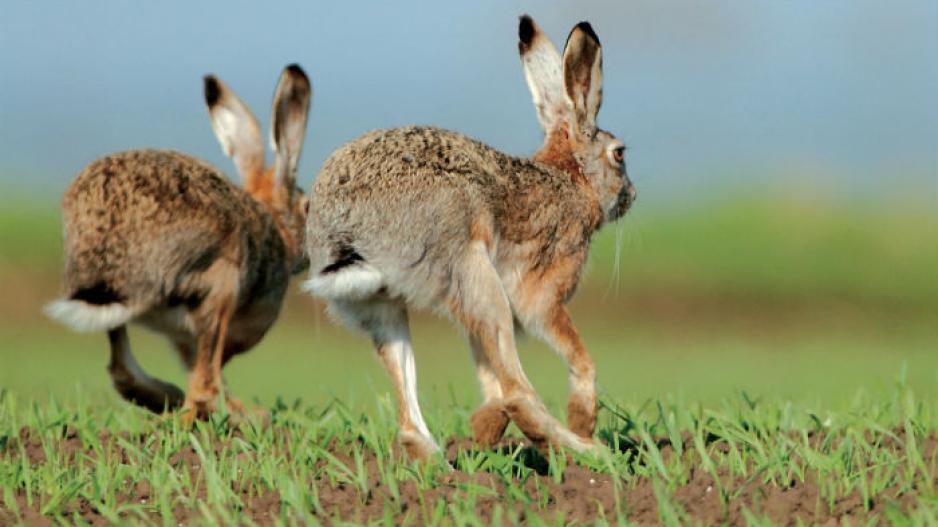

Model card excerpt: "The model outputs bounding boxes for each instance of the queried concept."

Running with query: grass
[1,190,936,523]
[2,383,938,524]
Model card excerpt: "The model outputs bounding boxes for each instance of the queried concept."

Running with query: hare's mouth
[610,183,636,221]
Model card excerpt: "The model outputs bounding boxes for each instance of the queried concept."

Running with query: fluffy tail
[301,263,385,301]
[44,299,138,333]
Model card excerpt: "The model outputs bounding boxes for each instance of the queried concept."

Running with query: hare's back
[307,126,601,308]
[307,127,518,308]
[61,150,269,299]
[314,127,509,196]
[64,149,255,223]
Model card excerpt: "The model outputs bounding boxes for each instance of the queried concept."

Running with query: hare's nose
[626,183,637,203]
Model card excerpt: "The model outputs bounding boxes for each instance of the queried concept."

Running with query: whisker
[603,206,647,300]
[602,218,625,300]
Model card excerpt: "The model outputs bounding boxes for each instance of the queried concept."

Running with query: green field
[1,191,937,524]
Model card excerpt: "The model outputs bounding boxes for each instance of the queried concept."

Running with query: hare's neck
[245,167,277,204]
[532,127,604,232]
[532,125,584,185]
[259,201,302,270]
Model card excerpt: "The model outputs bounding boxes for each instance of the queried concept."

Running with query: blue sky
[1,0,935,202]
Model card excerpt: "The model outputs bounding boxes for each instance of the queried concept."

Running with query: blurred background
[1,1,936,414]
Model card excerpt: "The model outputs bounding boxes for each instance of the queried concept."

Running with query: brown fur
[304,18,633,455]
[60,150,296,416]
[470,400,511,448]
[61,151,288,311]
[376,341,409,426]
[50,64,312,418]
[532,123,586,185]
[547,306,596,438]
[503,397,554,453]
[245,167,277,208]
[567,393,596,439]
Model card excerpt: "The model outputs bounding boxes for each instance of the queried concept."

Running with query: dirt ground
[1,426,928,526]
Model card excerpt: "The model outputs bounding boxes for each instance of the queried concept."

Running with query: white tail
[44,299,137,332]
[302,265,385,301]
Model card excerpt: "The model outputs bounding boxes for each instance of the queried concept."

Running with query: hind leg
[107,326,185,413]
[467,335,510,448]
[452,241,593,454]
[331,298,440,461]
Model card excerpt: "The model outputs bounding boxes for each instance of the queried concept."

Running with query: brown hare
[303,17,635,459]
[46,65,312,421]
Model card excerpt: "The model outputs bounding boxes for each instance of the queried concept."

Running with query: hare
[303,17,635,459]
[45,64,312,421]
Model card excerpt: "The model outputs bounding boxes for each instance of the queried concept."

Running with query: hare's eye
[608,145,625,165]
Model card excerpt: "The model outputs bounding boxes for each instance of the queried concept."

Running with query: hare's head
[204,64,312,273]
[520,16,635,223]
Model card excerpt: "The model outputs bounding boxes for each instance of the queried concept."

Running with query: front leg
[542,305,597,439]
[182,297,235,424]
[452,241,593,454]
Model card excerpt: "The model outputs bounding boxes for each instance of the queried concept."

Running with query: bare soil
[0,426,929,525]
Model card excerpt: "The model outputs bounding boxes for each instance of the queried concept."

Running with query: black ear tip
[203,75,221,107]
[519,14,535,49]
[284,63,310,90]
[286,63,307,78]
[575,21,600,43]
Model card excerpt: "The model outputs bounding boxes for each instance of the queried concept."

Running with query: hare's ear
[518,15,567,133]
[562,22,603,138]
[269,64,311,203]
[203,75,265,187]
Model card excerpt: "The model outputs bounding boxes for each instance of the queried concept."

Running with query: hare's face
[579,129,635,222]
[518,17,633,223]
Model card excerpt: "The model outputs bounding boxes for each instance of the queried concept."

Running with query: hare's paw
[503,396,554,452]
[566,392,597,440]
[399,429,441,462]
[113,376,185,414]
[470,400,510,448]
[179,391,217,427]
